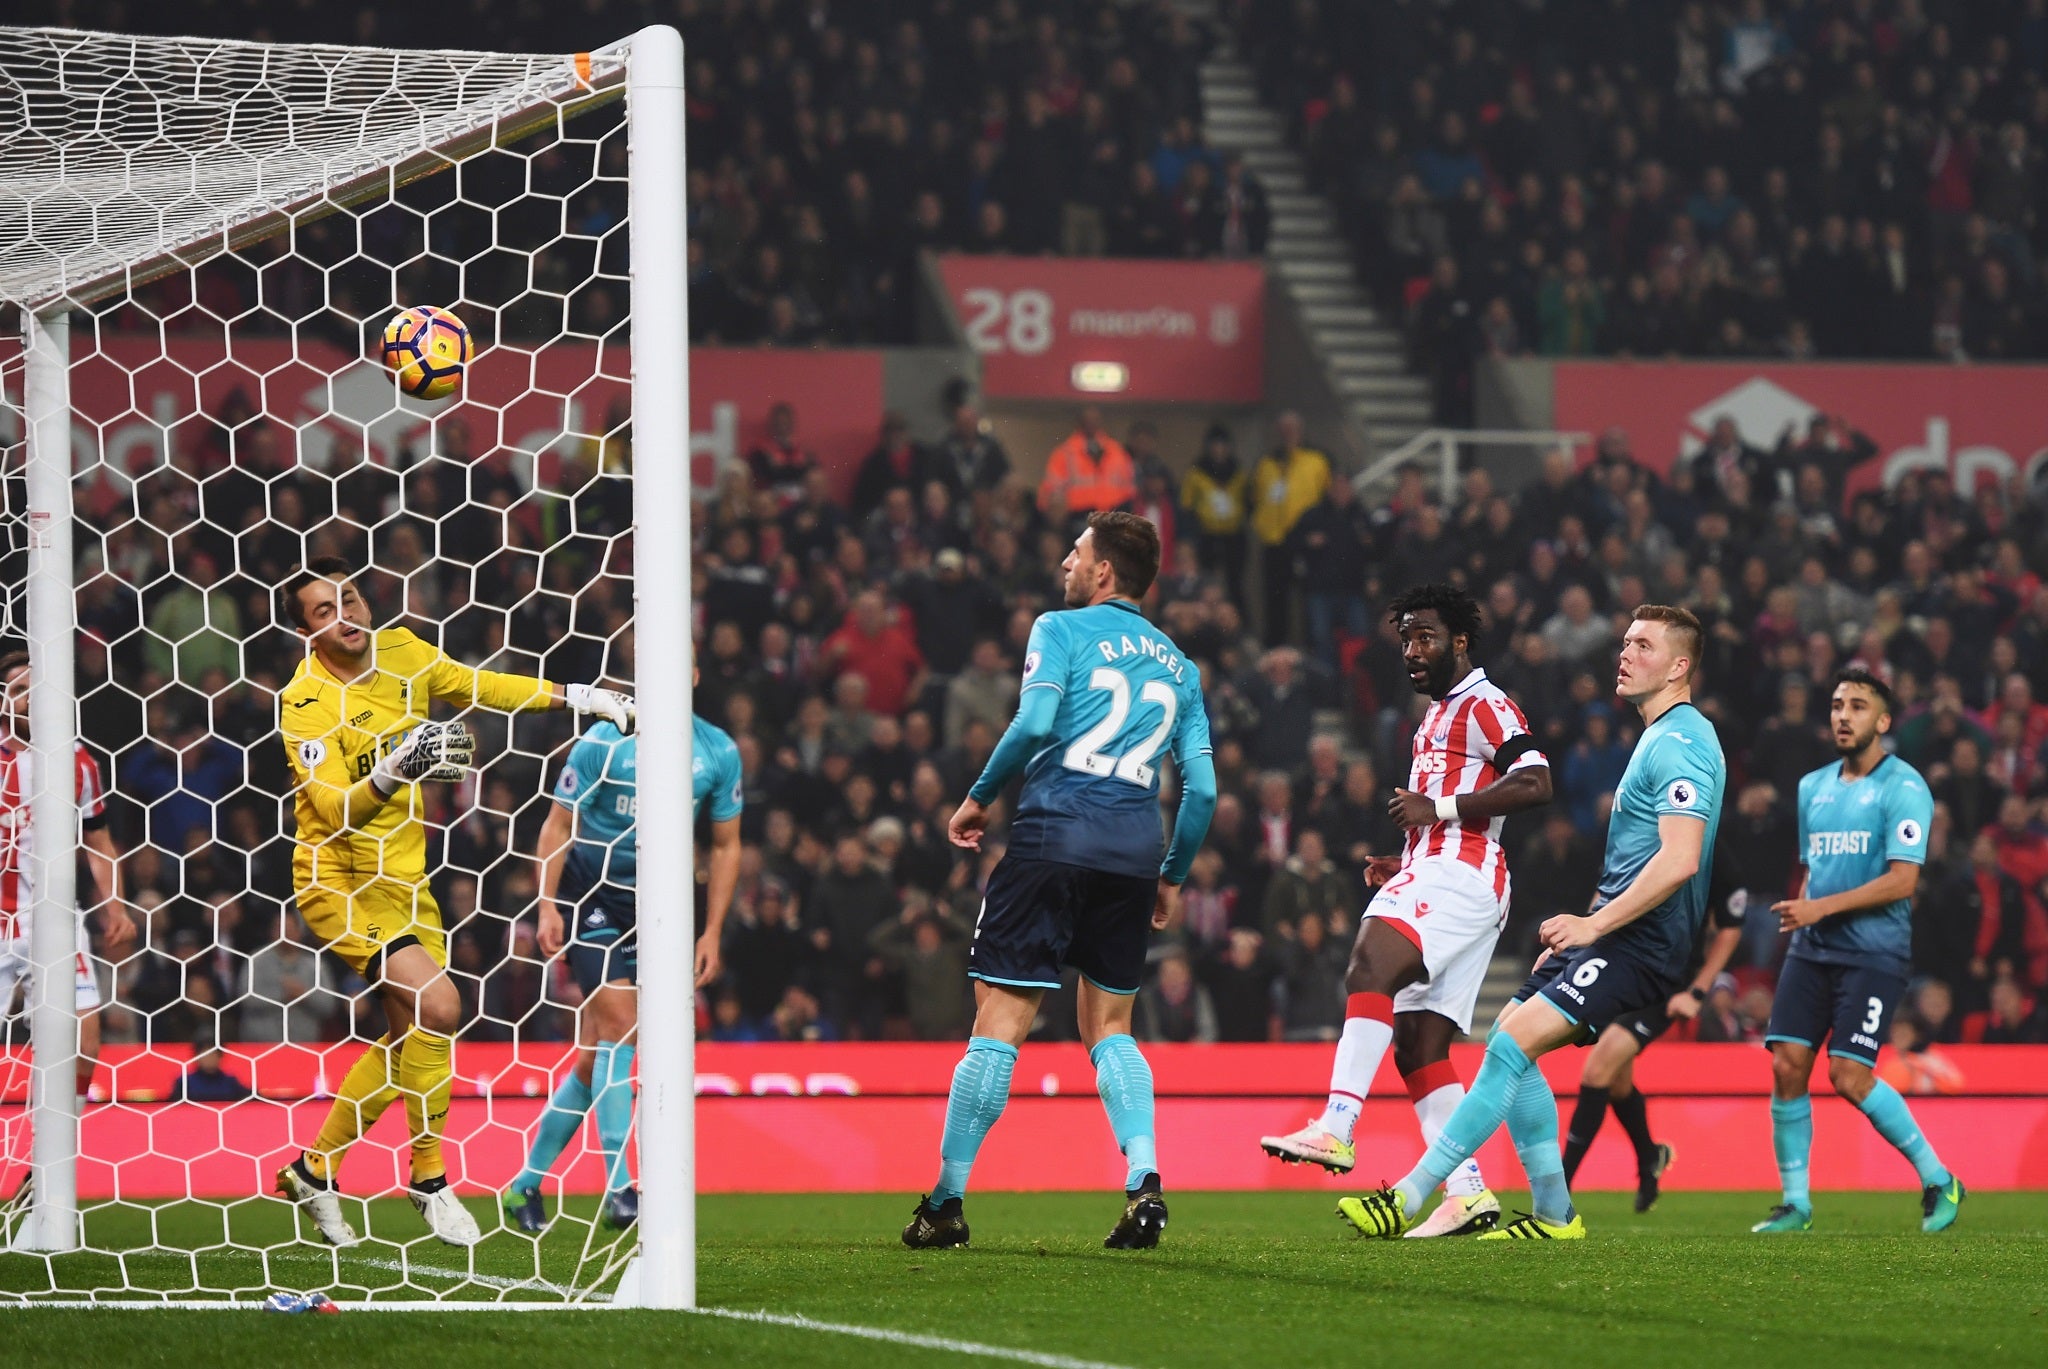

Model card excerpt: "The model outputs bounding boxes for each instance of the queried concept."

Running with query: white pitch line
[278,1250,600,1301]
[692,1307,1140,1369]
[340,1256,1143,1367]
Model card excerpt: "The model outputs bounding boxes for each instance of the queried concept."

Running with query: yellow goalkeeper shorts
[295,880,448,979]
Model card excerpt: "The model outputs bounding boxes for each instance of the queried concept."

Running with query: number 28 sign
[936,254,1266,404]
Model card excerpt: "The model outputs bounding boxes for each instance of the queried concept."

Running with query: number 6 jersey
[1593,700,1727,983]
[1001,600,1212,880]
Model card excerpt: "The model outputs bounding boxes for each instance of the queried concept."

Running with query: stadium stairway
[1187,14,1434,454]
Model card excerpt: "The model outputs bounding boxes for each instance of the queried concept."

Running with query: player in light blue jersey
[1339,606,1724,1241]
[904,511,1217,1253]
[504,667,743,1234]
[1753,666,1963,1235]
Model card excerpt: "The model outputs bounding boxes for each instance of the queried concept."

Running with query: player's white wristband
[1434,794,1459,822]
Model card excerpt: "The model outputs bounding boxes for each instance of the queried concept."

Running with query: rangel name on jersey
[1005,600,1212,880]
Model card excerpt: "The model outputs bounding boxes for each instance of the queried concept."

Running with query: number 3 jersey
[1792,753,1931,978]
[1006,600,1213,880]
[1400,668,1547,899]
[553,717,742,891]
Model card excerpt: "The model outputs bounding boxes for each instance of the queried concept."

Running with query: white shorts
[0,930,102,1015]
[1362,858,1508,1034]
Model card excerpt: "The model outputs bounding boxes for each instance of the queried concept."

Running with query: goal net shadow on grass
[0,23,688,1307]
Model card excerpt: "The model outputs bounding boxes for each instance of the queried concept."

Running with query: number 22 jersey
[1004,600,1212,880]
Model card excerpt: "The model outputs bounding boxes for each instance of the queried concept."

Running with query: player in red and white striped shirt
[0,651,134,1108]
[1262,585,1552,1237]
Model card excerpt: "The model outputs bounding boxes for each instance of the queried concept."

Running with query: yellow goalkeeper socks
[399,1027,455,1185]
[304,1034,401,1184]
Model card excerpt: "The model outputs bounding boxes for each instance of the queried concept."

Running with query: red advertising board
[11,1040,2046,1105]
[8,1044,2048,1196]
[1553,360,2048,500]
[7,1092,2046,1197]
[0,336,882,505]
[938,254,1264,403]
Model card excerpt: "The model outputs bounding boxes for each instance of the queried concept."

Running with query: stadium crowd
[1234,0,2048,419]
[35,371,2048,1064]
[680,0,1251,346]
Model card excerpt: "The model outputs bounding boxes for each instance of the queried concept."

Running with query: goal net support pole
[621,23,693,1311]
[20,304,79,1254]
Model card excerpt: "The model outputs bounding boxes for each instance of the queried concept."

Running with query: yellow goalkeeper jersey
[280,627,555,897]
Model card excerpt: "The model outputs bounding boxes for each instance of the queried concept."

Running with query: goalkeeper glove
[371,721,476,795]
[566,683,637,733]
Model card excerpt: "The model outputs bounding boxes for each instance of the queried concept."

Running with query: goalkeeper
[271,557,634,1248]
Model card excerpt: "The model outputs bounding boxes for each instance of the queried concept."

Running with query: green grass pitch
[3,1191,2045,1367]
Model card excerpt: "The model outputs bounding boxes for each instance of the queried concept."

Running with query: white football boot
[1259,1120,1356,1173]
[412,1184,483,1247]
[1403,1188,1503,1238]
[276,1163,360,1248]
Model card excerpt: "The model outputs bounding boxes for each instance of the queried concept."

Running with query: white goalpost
[0,23,692,1307]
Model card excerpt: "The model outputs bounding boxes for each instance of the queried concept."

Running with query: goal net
[0,24,695,1307]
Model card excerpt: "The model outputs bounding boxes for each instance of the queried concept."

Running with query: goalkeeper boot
[1750,1203,1813,1234]
[410,1179,482,1247]
[1403,1188,1502,1238]
[901,1194,970,1250]
[1921,1177,1965,1233]
[1635,1142,1675,1214]
[503,1184,545,1235]
[603,1186,640,1231]
[1335,1186,1411,1239]
[276,1159,359,1248]
[1260,1119,1355,1174]
[1104,1174,1167,1250]
[1479,1209,1586,1241]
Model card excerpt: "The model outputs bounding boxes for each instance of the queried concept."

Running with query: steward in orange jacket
[1038,406,1137,528]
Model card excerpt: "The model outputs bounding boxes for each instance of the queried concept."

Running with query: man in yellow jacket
[1038,406,1136,536]
[1250,411,1330,644]
[1180,421,1248,600]
[271,556,635,1248]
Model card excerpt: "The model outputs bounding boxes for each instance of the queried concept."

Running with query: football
[380,304,472,400]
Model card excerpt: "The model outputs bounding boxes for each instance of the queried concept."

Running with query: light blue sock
[1090,1034,1159,1191]
[1504,1057,1574,1225]
[592,1041,637,1194]
[511,1070,593,1193]
[1855,1079,1949,1188]
[1396,1032,1533,1213]
[1771,1095,1813,1212]
[933,1037,1018,1202]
